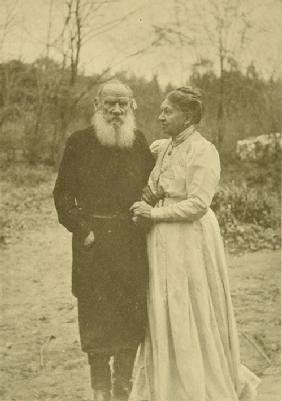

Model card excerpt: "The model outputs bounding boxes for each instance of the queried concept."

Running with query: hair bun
[166,86,203,124]
[176,86,202,100]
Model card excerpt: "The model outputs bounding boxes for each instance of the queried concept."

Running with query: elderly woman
[129,87,260,401]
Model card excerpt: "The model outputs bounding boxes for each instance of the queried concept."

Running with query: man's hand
[132,215,152,232]
[141,185,158,206]
[83,230,95,247]
[130,201,152,219]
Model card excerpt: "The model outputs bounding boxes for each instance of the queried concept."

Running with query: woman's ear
[184,116,191,127]
[184,110,193,127]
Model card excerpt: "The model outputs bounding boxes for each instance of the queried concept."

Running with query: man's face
[158,98,187,137]
[98,83,131,127]
[92,82,136,148]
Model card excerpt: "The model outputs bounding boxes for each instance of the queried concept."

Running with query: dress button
[108,229,112,233]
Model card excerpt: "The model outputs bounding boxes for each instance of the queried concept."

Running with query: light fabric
[129,127,260,401]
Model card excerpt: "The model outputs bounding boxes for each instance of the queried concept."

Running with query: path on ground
[0,210,280,401]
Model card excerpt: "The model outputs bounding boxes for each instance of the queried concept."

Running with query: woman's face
[158,98,187,137]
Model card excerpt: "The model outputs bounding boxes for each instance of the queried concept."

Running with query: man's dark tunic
[53,126,154,353]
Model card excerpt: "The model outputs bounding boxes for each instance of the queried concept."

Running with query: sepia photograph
[0,0,281,400]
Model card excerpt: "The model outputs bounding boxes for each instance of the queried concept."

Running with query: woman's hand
[83,230,95,247]
[130,201,152,219]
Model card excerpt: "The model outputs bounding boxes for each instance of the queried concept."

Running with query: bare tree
[0,0,21,132]
[43,0,158,163]
[0,0,20,58]
[0,2,23,139]
[24,0,138,163]
[49,0,144,85]
[1,0,161,163]
[152,0,281,149]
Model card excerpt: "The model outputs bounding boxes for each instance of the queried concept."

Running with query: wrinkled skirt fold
[129,209,260,401]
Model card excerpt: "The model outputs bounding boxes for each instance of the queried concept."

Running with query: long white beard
[92,110,136,148]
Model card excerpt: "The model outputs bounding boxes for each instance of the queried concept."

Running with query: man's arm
[53,135,91,237]
[136,131,155,186]
[134,132,158,205]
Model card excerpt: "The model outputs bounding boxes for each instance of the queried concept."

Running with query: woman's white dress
[129,127,260,401]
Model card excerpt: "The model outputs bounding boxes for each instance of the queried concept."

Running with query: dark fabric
[89,353,111,391]
[53,126,154,352]
[88,348,136,392]
[113,348,137,387]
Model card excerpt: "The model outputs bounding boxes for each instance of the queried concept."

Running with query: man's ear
[131,98,137,111]
[93,97,99,111]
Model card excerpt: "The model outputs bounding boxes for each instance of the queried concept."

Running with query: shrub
[0,163,53,187]
[212,181,280,253]
[236,133,281,162]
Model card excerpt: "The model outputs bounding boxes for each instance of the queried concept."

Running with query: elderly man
[53,80,154,401]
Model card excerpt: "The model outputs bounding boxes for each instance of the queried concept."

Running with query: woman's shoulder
[150,138,170,159]
[185,132,220,174]
[188,131,218,156]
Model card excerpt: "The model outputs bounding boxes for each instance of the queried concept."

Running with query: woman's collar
[171,125,196,147]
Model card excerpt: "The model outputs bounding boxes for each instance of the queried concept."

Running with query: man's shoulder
[134,129,150,147]
[134,129,145,139]
[67,126,94,146]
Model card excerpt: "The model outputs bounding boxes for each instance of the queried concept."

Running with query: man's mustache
[109,115,123,122]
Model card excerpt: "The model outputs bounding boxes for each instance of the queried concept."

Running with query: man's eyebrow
[103,96,130,101]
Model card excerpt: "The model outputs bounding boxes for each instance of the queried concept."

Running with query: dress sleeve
[150,139,169,159]
[151,141,220,222]
[53,135,92,235]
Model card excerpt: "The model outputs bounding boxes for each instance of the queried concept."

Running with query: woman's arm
[150,141,220,222]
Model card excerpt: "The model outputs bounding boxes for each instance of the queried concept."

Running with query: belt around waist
[157,197,184,206]
[91,213,130,221]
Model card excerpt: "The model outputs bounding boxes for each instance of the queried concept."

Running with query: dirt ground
[0,199,280,401]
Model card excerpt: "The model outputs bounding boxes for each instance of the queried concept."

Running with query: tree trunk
[217,39,225,152]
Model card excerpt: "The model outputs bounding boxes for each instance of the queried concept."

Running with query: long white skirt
[129,209,260,401]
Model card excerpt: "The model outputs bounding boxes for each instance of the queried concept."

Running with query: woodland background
[0,1,281,400]
[1,0,281,252]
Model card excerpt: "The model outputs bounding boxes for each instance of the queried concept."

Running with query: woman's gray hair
[167,87,203,124]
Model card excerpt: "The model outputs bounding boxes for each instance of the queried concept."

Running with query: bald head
[94,79,136,127]
[97,80,133,100]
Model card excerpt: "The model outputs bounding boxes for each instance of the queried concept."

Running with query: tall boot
[92,389,111,401]
[112,348,137,400]
[88,352,111,401]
